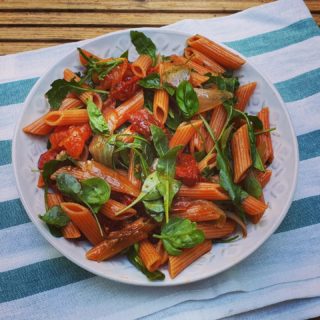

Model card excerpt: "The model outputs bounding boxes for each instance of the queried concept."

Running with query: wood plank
[0,11,222,26]
[0,0,319,12]
[0,41,67,55]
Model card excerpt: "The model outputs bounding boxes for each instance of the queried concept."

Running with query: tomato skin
[38,148,60,169]
[49,123,92,159]
[110,75,139,101]
[175,153,200,187]
[129,109,161,138]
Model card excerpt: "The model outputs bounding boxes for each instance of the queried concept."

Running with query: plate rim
[12,27,299,286]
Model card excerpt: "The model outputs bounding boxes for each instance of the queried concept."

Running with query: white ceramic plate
[13,28,298,286]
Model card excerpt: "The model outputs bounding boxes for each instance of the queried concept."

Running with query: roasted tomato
[129,109,161,137]
[38,148,60,169]
[110,75,139,101]
[49,123,92,158]
[175,153,200,187]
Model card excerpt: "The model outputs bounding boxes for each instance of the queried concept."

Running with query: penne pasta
[242,196,268,223]
[132,54,153,78]
[128,150,142,189]
[184,47,225,74]
[235,82,257,112]
[139,240,162,272]
[100,199,137,220]
[47,192,63,208]
[23,113,53,136]
[197,152,217,172]
[187,34,246,70]
[178,183,229,200]
[59,97,84,111]
[189,124,207,154]
[61,221,81,239]
[256,107,274,164]
[195,88,232,113]
[168,240,212,278]
[64,68,81,82]
[170,54,212,75]
[44,109,89,126]
[60,202,104,245]
[169,119,202,149]
[197,219,236,239]
[153,89,169,125]
[254,169,272,188]
[189,72,209,87]
[156,241,169,266]
[78,49,100,66]
[231,124,252,183]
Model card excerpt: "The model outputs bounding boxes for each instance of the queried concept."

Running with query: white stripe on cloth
[0,223,61,272]
[294,156,320,201]
[0,224,320,320]
[249,36,320,84]
[0,164,19,202]
[0,104,22,141]
[164,0,312,42]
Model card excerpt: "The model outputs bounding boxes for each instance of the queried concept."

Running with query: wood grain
[0,0,318,55]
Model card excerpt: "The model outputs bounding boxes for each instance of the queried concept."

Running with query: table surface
[0,0,319,55]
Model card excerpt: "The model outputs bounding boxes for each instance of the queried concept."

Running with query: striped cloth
[1,0,320,318]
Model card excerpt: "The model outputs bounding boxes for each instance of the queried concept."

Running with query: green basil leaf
[79,178,110,213]
[175,80,199,119]
[87,99,109,135]
[56,173,82,197]
[248,115,263,130]
[143,198,164,222]
[138,73,161,89]
[130,31,157,65]
[204,73,239,93]
[150,124,169,157]
[127,246,165,281]
[243,169,263,199]
[47,225,63,238]
[42,159,73,187]
[45,79,107,110]
[39,205,70,228]
[163,82,176,96]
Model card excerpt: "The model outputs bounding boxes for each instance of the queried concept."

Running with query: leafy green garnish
[127,245,165,281]
[243,169,262,199]
[56,173,82,197]
[204,73,239,93]
[154,217,205,256]
[130,31,157,65]
[120,49,129,59]
[39,205,70,237]
[175,80,199,119]
[138,73,175,96]
[45,79,108,110]
[87,99,109,135]
[150,124,169,157]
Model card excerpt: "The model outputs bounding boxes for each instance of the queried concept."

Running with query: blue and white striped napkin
[1,0,320,319]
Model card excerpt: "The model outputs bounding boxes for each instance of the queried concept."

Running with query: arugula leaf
[150,124,169,157]
[154,217,205,256]
[204,73,239,93]
[45,79,108,110]
[243,169,262,199]
[79,178,111,214]
[248,115,263,130]
[127,245,165,281]
[138,73,175,96]
[120,49,129,59]
[130,31,157,65]
[175,80,199,119]
[87,99,109,135]
[157,145,182,178]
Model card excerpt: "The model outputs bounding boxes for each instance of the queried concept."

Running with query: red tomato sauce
[175,153,200,187]
[129,109,161,137]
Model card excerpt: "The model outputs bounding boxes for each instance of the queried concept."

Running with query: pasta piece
[153,89,169,125]
[78,49,100,66]
[61,221,81,239]
[242,196,268,223]
[47,192,64,208]
[172,200,225,222]
[64,68,81,82]
[197,219,236,239]
[139,240,162,272]
[59,97,84,111]
[231,124,252,183]
[178,183,229,200]
[128,150,142,189]
[197,152,217,172]
[156,241,168,266]
[195,88,232,113]
[190,124,207,154]
[44,109,89,126]
[189,72,209,87]
[60,202,104,245]
[205,104,227,152]
[100,199,137,220]
[169,119,202,149]
[23,113,53,136]
[118,125,135,143]
[132,55,153,78]
[168,240,212,278]
[254,169,272,188]
[170,55,211,75]
[235,82,257,111]
[51,166,93,181]
[37,174,45,188]
[78,160,140,197]
[187,34,245,70]
[256,107,274,164]
[184,47,225,74]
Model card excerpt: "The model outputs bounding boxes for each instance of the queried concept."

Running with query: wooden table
[0,0,319,55]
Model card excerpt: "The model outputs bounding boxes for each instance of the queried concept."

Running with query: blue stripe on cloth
[276,195,320,233]
[275,68,320,102]
[0,140,12,165]
[298,130,320,161]
[0,257,93,303]
[0,78,39,107]
[0,199,30,230]
[225,18,320,57]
